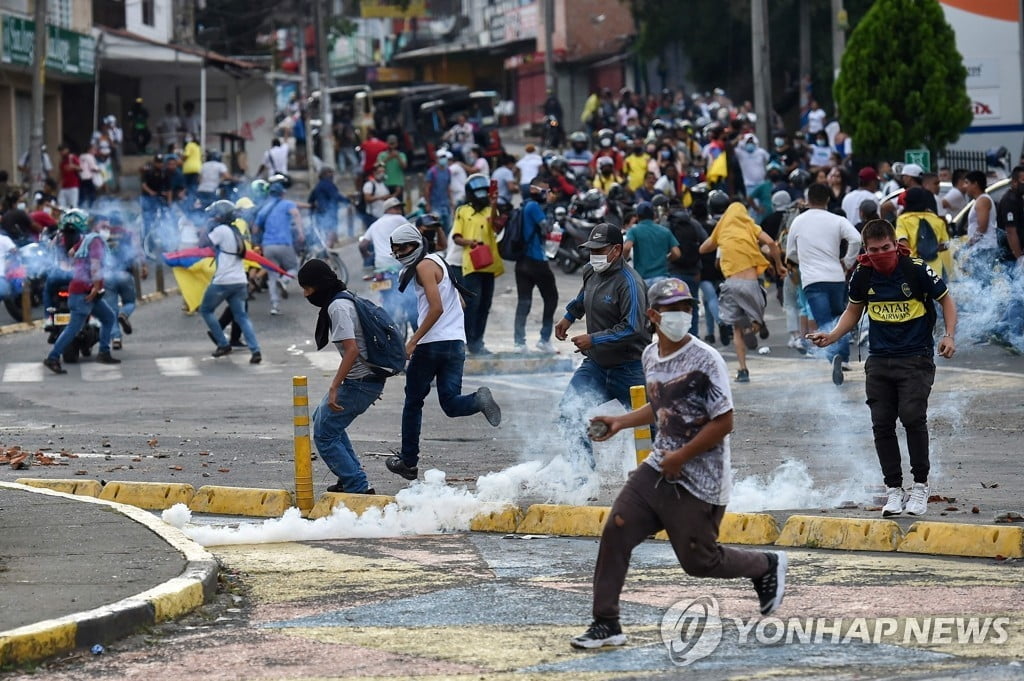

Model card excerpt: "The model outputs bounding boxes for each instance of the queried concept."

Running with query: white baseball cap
[902,163,923,178]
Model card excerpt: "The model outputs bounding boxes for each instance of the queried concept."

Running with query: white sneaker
[882,487,904,517]
[536,340,557,354]
[905,482,929,516]
[786,336,801,349]
[270,306,281,316]
[513,343,527,354]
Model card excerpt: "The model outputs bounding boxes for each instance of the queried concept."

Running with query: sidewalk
[0,483,217,666]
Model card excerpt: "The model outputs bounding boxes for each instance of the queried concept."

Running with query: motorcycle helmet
[788,168,811,190]
[580,188,604,212]
[268,181,287,197]
[569,131,588,148]
[651,194,670,211]
[415,213,441,230]
[207,150,222,163]
[548,156,568,173]
[59,208,89,234]
[597,128,614,149]
[268,173,289,186]
[465,173,490,205]
[235,197,255,211]
[250,179,270,200]
[650,119,668,133]
[554,206,567,220]
[707,189,731,217]
[206,199,237,224]
[606,183,625,204]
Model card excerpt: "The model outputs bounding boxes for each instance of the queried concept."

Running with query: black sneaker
[756,321,770,340]
[570,619,627,649]
[118,313,133,335]
[831,355,844,386]
[752,551,788,615]
[42,357,67,375]
[741,328,758,351]
[230,339,248,348]
[703,334,716,345]
[96,352,121,365]
[719,324,733,347]
[326,482,345,493]
[476,387,501,426]
[736,368,750,383]
[212,345,232,358]
[386,455,418,481]
[250,352,262,364]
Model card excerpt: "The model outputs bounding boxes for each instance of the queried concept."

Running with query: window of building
[48,0,71,28]
[142,0,155,27]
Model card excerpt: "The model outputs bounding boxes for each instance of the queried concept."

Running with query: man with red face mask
[808,219,956,520]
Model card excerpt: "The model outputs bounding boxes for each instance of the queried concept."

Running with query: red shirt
[68,236,105,295]
[60,155,81,189]
[360,137,388,173]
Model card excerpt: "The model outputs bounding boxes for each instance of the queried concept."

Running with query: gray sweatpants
[592,463,770,622]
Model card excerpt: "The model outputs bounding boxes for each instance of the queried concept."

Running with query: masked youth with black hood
[384,223,502,483]
[299,258,381,494]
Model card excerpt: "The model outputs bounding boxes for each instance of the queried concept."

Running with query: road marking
[79,363,123,382]
[2,362,44,382]
[155,357,201,377]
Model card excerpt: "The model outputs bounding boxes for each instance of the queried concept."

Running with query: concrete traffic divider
[309,492,397,519]
[463,355,573,376]
[517,503,611,537]
[897,521,1024,559]
[189,485,293,517]
[470,504,524,533]
[98,481,195,510]
[652,512,780,545]
[16,477,102,497]
[776,515,903,552]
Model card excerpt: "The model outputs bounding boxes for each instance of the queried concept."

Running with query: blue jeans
[379,270,419,334]
[700,279,721,336]
[48,293,116,360]
[559,358,646,468]
[313,379,385,492]
[804,280,850,362]
[400,340,480,466]
[200,283,260,353]
[103,270,137,340]
[463,271,495,353]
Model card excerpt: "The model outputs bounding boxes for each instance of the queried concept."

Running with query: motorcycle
[45,284,101,364]
[3,242,49,322]
[553,205,599,275]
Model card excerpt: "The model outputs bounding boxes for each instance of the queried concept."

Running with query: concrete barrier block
[309,492,397,519]
[99,481,195,510]
[189,486,292,517]
[776,515,902,552]
[898,521,1024,558]
[517,503,610,537]
[470,505,524,533]
[16,478,102,497]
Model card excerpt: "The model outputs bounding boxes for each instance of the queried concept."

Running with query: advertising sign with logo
[0,14,96,77]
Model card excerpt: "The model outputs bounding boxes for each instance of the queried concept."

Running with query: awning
[393,36,535,62]
[96,26,262,79]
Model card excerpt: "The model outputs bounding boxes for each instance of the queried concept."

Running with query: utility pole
[297,18,314,185]
[316,0,335,170]
[29,0,47,194]
[543,0,555,92]
[799,0,810,113]
[831,0,846,82]
[750,0,772,144]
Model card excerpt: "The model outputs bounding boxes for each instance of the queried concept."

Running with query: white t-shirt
[449,163,468,204]
[0,233,16,278]
[78,153,99,183]
[809,145,831,168]
[735,146,769,189]
[263,145,289,175]
[807,108,827,134]
[208,223,247,285]
[516,153,544,186]
[414,254,466,344]
[941,186,967,218]
[841,188,877,223]
[361,213,407,271]
[967,193,998,249]
[642,338,734,505]
[327,297,373,379]
[198,161,228,192]
[786,208,862,286]
[362,179,391,218]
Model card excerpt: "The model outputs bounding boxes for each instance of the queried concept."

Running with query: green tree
[834,0,971,160]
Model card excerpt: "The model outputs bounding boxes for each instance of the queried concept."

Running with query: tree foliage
[834,0,971,160]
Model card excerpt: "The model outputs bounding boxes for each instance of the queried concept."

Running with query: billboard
[361,1,430,18]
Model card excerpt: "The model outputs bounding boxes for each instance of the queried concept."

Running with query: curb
[16,479,1024,560]
[463,355,573,376]
[0,287,179,337]
[0,482,218,667]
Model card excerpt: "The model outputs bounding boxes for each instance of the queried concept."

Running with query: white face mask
[657,310,691,342]
[590,254,611,273]
[98,228,112,241]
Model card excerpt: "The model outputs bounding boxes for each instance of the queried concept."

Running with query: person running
[385,223,502,482]
[622,201,680,286]
[299,258,382,495]
[570,277,786,649]
[252,180,303,315]
[809,219,956,517]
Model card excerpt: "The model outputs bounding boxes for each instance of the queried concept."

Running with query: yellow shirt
[623,153,650,191]
[182,142,202,175]
[592,172,621,193]
[895,211,952,279]
[707,203,770,277]
[453,204,504,276]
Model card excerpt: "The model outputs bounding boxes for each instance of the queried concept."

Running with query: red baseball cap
[858,166,879,182]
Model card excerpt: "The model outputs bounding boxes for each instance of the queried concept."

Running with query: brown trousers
[592,463,770,622]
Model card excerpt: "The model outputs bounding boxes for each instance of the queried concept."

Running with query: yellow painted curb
[189,485,293,517]
[718,512,781,545]
[470,505,524,533]
[517,503,610,537]
[776,515,902,552]
[15,478,102,497]
[148,578,207,621]
[98,481,195,510]
[309,492,397,519]
[898,521,1024,558]
[0,622,75,667]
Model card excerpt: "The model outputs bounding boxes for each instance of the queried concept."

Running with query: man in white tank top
[384,224,503,482]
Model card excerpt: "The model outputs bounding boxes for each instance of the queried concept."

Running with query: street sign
[0,14,95,77]
[904,148,931,172]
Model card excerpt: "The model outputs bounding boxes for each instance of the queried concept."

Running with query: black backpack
[915,217,940,262]
[334,291,406,378]
[496,207,529,261]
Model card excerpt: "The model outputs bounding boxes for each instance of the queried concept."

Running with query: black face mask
[306,287,337,308]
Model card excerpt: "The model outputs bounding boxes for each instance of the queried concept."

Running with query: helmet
[651,194,670,210]
[580,188,604,211]
[597,128,614,148]
[268,181,286,196]
[569,131,588,145]
[206,199,237,224]
[707,190,731,216]
[59,208,89,234]
[415,213,440,230]
[548,155,568,173]
[207,150,222,163]
[465,173,489,201]
[651,118,668,131]
[268,173,289,186]
[250,179,269,200]
[235,197,255,211]
[554,206,567,219]
[788,168,811,190]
